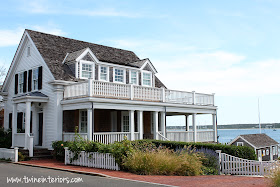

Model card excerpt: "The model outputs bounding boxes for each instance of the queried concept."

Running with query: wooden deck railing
[64,79,215,106]
[166,130,215,142]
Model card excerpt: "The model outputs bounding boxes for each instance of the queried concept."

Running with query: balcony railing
[64,79,215,106]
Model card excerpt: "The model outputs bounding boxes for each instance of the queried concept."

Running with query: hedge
[132,140,257,160]
[0,128,12,148]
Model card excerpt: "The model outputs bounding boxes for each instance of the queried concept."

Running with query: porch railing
[166,131,194,142]
[197,130,215,142]
[62,132,88,141]
[64,80,215,106]
[93,132,131,144]
[166,130,215,142]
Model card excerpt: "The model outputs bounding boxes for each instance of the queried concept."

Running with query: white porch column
[270,146,273,161]
[25,101,31,149]
[12,103,18,148]
[137,110,143,140]
[212,114,217,142]
[87,108,93,141]
[129,110,135,140]
[192,113,197,142]
[160,111,166,136]
[185,114,190,131]
[153,111,159,140]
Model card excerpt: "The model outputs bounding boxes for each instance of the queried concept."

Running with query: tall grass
[269,163,280,187]
[123,148,203,176]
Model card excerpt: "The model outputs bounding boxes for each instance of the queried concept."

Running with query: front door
[38,113,43,146]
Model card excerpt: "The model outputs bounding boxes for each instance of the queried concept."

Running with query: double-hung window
[33,68,39,90]
[81,63,93,78]
[114,68,125,83]
[79,110,87,133]
[142,72,152,87]
[130,71,138,85]
[18,73,24,93]
[80,60,93,79]
[100,66,108,81]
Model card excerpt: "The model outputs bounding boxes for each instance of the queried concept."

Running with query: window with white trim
[130,71,138,85]
[114,68,124,83]
[81,63,93,79]
[142,72,152,86]
[122,112,129,132]
[237,142,243,146]
[33,68,39,90]
[79,110,87,133]
[99,66,108,81]
[18,73,24,93]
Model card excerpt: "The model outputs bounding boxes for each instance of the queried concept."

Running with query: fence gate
[215,150,278,176]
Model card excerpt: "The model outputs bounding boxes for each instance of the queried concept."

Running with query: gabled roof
[26,29,141,80]
[229,134,279,148]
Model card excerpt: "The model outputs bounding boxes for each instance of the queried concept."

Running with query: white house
[0,30,217,156]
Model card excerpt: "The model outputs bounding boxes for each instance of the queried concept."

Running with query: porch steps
[19,148,53,160]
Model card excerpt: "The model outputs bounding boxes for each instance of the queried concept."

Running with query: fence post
[216,150,222,175]
[64,147,68,165]
[14,147,18,162]
[161,87,165,102]
[130,84,134,100]
[29,136,33,157]
[192,91,196,105]
[88,78,93,97]
[212,93,215,106]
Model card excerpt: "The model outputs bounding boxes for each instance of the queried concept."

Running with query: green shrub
[123,148,203,176]
[18,152,25,161]
[0,128,12,148]
[134,140,257,160]
[52,141,70,161]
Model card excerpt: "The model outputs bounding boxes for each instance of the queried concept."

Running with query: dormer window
[130,70,138,85]
[114,68,125,83]
[80,60,94,79]
[99,66,109,81]
[142,72,152,87]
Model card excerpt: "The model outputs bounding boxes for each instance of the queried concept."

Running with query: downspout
[92,102,94,140]
[164,106,166,137]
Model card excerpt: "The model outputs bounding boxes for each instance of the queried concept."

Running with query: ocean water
[218,129,280,144]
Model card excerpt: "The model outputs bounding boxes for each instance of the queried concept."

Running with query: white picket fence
[216,150,278,176]
[65,148,120,171]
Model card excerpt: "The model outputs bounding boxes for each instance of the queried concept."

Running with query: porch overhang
[13,91,49,104]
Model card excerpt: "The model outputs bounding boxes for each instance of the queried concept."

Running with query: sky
[0,0,280,126]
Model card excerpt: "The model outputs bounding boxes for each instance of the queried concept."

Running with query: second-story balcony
[63,79,215,106]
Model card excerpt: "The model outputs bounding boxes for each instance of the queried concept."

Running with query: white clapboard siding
[65,149,120,170]
[4,37,58,149]
[216,151,278,176]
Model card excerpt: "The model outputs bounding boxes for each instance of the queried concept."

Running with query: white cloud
[0,28,25,47]
[30,24,66,36]
[156,54,280,97]
[0,24,65,47]
[19,1,142,18]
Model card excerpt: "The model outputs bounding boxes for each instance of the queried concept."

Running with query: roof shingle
[240,134,279,148]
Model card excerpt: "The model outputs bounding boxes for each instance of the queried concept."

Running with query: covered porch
[62,108,217,144]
